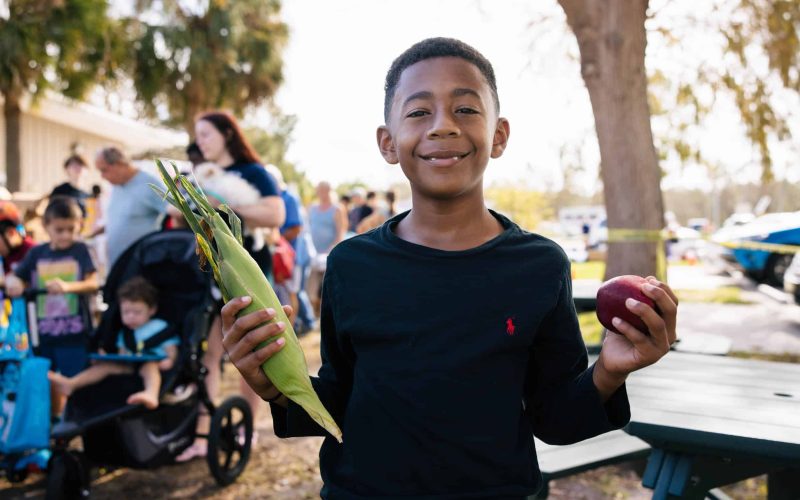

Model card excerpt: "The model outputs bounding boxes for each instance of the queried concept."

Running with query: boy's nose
[426,113,460,139]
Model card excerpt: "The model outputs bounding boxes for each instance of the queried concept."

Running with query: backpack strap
[120,326,138,354]
[141,323,177,351]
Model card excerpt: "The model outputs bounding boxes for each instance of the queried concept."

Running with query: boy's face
[120,299,156,330]
[377,57,509,201]
[45,217,81,251]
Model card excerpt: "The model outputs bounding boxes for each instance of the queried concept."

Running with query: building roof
[21,94,188,153]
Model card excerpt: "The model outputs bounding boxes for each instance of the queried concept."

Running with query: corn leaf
[150,159,343,442]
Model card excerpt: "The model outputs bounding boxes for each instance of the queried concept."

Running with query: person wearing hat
[0,200,35,276]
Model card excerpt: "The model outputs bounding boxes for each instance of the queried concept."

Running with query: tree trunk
[3,89,23,193]
[559,0,666,280]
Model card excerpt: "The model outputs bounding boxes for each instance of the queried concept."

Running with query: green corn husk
[151,159,342,443]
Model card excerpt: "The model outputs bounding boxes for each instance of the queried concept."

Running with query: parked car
[554,238,589,263]
[784,253,800,305]
[709,211,800,286]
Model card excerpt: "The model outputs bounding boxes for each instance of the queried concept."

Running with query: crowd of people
[0,108,398,463]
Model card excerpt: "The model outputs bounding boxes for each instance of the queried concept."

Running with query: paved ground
[669,265,800,354]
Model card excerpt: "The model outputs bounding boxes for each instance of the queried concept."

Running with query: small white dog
[192,162,266,250]
[192,162,261,206]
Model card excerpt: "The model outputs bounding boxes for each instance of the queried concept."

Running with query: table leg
[642,448,784,500]
[767,468,800,500]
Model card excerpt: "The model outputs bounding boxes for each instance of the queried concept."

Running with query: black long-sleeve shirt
[271,210,630,499]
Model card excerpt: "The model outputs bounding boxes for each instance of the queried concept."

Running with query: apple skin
[595,275,655,335]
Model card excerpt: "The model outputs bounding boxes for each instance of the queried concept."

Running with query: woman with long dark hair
[176,110,285,462]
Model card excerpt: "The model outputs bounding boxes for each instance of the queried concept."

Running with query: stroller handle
[0,288,94,300]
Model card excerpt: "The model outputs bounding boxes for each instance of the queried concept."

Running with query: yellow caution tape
[606,229,666,243]
[598,227,800,281]
[605,228,668,282]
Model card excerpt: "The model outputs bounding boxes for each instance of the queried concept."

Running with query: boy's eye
[456,107,479,114]
[406,110,429,118]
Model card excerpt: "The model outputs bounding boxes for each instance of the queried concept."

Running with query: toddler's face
[120,299,156,330]
[45,217,81,251]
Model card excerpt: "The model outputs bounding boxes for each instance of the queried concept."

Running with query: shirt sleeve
[524,260,630,445]
[280,192,302,231]
[75,243,97,276]
[142,172,167,215]
[270,263,354,438]
[12,245,37,283]
[240,164,280,197]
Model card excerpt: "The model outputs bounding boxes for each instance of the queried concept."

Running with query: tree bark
[3,89,23,193]
[559,0,665,280]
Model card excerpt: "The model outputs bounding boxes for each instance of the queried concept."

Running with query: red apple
[595,275,655,335]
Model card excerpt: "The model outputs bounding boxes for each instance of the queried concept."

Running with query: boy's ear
[376,126,399,164]
[490,118,511,159]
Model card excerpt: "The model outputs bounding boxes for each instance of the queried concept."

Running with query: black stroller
[46,230,253,498]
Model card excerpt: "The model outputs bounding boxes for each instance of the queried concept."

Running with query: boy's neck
[395,195,503,251]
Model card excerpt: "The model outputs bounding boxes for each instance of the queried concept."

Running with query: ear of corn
[150,159,342,442]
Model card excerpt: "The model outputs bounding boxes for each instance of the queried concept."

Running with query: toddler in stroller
[44,229,255,498]
[49,276,178,410]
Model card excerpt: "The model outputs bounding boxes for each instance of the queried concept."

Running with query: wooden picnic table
[620,351,800,499]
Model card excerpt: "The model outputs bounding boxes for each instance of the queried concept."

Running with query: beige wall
[18,113,112,194]
[1,96,186,196]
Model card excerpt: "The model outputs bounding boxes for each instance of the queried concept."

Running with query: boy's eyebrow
[451,88,482,100]
[401,88,483,108]
[402,91,433,107]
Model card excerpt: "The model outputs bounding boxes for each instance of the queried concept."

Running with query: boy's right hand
[220,296,289,402]
[4,276,24,297]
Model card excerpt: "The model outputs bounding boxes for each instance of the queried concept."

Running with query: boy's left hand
[596,276,678,379]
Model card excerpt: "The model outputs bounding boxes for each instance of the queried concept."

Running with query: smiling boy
[220,38,678,499]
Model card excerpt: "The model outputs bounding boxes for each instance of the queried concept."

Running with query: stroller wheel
[207,395,253,486]
[45,451,90,500]
[6,465,28,483]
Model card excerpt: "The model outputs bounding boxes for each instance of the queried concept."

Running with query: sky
[268,0,601,191]
[265,0,799,193]
[102,0,799,194]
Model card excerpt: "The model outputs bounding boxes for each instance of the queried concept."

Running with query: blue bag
[0,297,51,453]
[0,357,51,453]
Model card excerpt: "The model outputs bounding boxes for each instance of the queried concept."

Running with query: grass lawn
[674,287,752,304]
[579,311,604,346]
[572,261,751,304]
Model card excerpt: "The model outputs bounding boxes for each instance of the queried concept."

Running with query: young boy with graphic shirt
[6,196,98,378]
[219,38,679,499]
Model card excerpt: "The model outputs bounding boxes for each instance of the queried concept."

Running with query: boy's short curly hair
[117,276,159,308]
[383,37,500,122]
[44,196,82,223]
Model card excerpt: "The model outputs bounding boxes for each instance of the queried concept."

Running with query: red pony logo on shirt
[506,317,516,336]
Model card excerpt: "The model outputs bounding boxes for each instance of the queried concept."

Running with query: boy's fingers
[225,320,284,362]
[252,337,286,365]
[282,304,293,317]
[622,300,671,353]
[220,296,252,330]
[610,317,649,347]
[645,277,679,308]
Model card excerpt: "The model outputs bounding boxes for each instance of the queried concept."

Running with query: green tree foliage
[647,0,799,184]
[0,0,121,190]
[244,112,314,202]
[485,185,553,232]
[126,0,288,134]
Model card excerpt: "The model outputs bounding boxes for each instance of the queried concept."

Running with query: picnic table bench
[532,430,651,498]
[624,351,800,499]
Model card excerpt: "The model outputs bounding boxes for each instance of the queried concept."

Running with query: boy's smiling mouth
[419,150,470,166]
